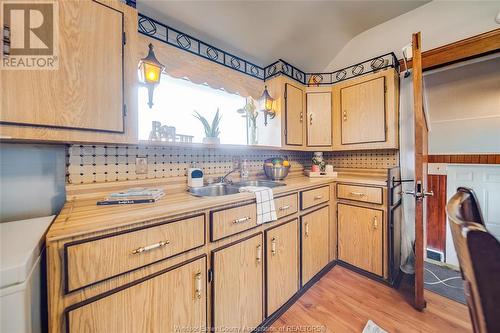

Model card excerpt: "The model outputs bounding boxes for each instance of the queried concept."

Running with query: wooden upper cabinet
[265,219,299,316]
[306,89,332,147]
[301,206,330,285]
[0,0,138,143]
[332,69,399,150]
[284,83,304,146]
[340,77,386,145]
[212,234,263,332]
[66,256,207,333]
[338,204,383,276]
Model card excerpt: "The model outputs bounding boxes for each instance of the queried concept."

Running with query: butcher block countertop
[47,171,390,242]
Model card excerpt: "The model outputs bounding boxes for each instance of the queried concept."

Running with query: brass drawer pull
[343,110,347,121]
[279,205,291,211]
[233,216,251,224]
[256,244,262,263]
[300,112,303,122]
[271,237,277,256]
[373,216,378,229]
[194,272,202,300]
[349,191,366,197]
[131,240,170,255]
[314,195,323,200]
[305,222,310,237]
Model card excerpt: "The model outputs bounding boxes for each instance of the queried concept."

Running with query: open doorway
[423,54,500,303]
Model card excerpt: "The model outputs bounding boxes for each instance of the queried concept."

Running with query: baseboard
[336,260,393,286]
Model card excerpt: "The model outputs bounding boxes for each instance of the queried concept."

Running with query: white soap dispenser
[188,163,204,188]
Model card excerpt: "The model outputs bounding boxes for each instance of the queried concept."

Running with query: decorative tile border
[66,145,399,184]
[137,13,398,85]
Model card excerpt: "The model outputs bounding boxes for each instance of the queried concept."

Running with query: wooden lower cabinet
[338,204,383,276]
[265,219,299,316]
[301,206,330,285]
[66,256,207,332]
[212,234,263,332]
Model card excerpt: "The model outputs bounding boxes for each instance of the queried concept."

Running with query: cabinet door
[212,234,263,332]
[1,0,124,132]
[67,256,207,332]
[285,83,304,146]
[340,77,386,145]
[266,219,299,316]
[301,206,330,285]
[338,204,383,276]
[306,92,332,146]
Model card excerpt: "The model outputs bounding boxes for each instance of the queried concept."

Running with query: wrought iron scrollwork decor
[137,13,398,86]
[138,14,266,80]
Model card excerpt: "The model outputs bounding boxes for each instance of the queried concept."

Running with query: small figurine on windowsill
[149,121,193,143]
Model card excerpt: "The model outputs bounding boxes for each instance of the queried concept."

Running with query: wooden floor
[269,266,472,333]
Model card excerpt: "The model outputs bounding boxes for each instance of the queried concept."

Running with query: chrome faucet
[220,167,240,184]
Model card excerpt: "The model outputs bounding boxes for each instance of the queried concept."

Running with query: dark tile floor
[424,261,466,304]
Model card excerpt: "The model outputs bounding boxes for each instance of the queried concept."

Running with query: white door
[446,164,500,266]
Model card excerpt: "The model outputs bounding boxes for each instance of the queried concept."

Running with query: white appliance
[187,167,204,188]
[0,216,54,333]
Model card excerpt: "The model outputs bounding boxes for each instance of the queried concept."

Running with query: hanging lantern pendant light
[139,43,165,108]
[259,85,275,126]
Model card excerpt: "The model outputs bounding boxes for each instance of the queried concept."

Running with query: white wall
[0,144,66,222]
[325,1,500,71]
[424,56,500,154]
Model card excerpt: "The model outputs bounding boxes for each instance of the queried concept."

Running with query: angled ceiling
[137,1,429,72]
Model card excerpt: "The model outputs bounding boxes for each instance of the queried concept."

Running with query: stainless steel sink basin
[188,183,241,197]
[232,180,286,188]
[188,180,286,197]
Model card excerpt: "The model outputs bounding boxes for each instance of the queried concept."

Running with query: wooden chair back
[447,187,500,333]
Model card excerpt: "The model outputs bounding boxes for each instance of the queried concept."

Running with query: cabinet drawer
[67,256,207,333]
[275,193,298,219]
[337,184,383,204]
[65,214,205,293]
[301,186,330,210]
[210,203,257,241]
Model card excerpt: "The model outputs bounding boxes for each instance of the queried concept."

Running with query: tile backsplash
[66,145,399,184]
[324,150,399,169]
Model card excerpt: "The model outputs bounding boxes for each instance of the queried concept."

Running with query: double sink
[189,180,285,197]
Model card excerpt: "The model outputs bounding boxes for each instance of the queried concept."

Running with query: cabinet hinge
[384,84,387,93]
[123,32,127,45]
[208,268,213,283]
[123,104,127,117]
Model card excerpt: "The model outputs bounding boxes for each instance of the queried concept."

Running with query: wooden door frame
[407,28,500,311]
[400,28,500,71]
[412,31,427,311]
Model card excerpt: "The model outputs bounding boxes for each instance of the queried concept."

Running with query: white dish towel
[239,186,277,224]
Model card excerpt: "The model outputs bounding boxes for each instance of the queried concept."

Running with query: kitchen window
[138,74,248,145]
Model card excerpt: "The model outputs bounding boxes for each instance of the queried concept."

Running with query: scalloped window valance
[138,35,265,100]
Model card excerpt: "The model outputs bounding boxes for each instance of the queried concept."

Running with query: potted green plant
[193,109,222,144]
